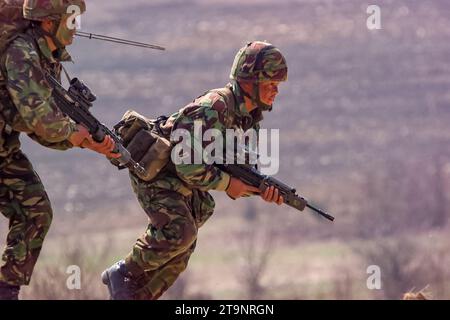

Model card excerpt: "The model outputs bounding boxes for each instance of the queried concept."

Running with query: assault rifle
[45,74,146,175]
[217,164,335,222]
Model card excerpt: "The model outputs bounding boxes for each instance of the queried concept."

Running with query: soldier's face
[259,81,280,106]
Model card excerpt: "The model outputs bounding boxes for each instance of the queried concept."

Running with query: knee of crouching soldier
[39,207,53,233]
[45,207,53,226]
[31,200,53,233]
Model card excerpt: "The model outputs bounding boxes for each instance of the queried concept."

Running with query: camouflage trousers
[0,151,53,286]
[124,174,215,299]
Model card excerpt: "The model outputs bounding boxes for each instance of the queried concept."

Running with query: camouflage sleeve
[4,38,76,144]
[27,133,74,151]
[172,104,231,192]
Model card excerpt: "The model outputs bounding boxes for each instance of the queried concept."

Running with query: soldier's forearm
[27,133,74,150]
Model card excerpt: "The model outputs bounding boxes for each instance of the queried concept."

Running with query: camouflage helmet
[230,41,288,83]
[23,0,86,21]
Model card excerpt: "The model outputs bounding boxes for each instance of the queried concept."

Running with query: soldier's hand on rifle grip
[69,124,121,158]
[68,124,91,147]
[226,177,261,199]
[261,185,284,205]
[81,135,121,159]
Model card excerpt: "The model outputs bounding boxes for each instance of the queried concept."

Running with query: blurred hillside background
[1,0,450,299]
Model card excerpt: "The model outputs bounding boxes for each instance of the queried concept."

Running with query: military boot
[101,260,139,300]
[0,281,20,300]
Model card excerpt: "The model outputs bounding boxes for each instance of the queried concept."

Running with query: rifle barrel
[306,203,335,221]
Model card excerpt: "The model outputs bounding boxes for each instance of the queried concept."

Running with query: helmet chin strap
[239,82,272,112]
[252,82,273,112]
[239,82,273,112]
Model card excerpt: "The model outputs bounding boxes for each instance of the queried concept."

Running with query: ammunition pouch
[114,110,153,146]
[114,86,238,181]
[113,110,173,182]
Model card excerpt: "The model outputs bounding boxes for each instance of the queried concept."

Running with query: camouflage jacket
[0,27,76,158]
[130,81,263,216]
[171,81,263,191]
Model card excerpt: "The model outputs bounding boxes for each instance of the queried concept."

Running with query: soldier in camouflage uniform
[102,41,288,300]
[0,0,118,299]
